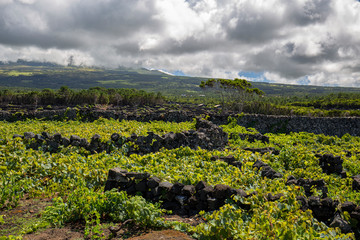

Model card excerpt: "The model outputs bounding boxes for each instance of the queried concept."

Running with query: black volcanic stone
[53,133,62,142]
[182,185,195,196]
[91,134,101,142]
[197,185,214,201]
[111,133,120,141]
[13,134,23,139]
[341,201,357,213]
[330,213,352,234]
[147,177,161,188]
[24,132,35,140]
[126,172,150,179]
[207,197,219,210]
[317,153,343,175]
[41,131,51,139]
[171,182,185,195]
[195,181,208,191]
[61,137,70,147]
[107,167,128,183]
[135,179,148,193]
[104,180,118,192]
[162,201,181,211]
[352,175,360,191]
[213,184,231,199]
[253,160,268,169]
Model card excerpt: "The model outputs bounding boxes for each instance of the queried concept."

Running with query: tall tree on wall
[200,78,264,111]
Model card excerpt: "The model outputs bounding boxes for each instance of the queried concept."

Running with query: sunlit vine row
[1,118,359,239]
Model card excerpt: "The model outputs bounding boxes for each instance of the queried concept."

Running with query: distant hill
[1,60,360,97]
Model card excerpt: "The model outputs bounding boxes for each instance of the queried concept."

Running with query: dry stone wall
[12,119,228,154]
[104,167,249,216]
[1,108,359,136]
[104,166,360,235]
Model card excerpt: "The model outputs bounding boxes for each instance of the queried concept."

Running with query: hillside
[1,60,360,97]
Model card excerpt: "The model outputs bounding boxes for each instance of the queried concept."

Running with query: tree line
[0,87,164,107]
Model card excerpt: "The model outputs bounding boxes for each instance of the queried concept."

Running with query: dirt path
[127,230,194,240]
[22,228,193,240]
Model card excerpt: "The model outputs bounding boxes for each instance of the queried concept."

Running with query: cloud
[0,0,360,87]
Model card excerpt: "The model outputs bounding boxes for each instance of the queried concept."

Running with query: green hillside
[1,60,360,97]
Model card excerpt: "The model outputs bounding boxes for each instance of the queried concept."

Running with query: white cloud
[264,72,300,85]
[0,0,360,87]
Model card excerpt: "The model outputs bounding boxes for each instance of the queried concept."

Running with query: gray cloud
[0,0,360,87]
[287,0,333,26]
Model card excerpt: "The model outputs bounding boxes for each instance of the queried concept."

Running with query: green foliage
[192,192,350,240]
[200,78,263,111]
[290,93,360,110]
[0,171,28,209]
[0,87,164,107]
[43,186,166,229]
[0,118,359,239]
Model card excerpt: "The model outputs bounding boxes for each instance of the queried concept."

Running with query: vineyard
[1,116,360,239]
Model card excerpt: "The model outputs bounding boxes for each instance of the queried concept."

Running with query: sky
[1,0,360,87]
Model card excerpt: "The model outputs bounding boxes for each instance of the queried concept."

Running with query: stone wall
[104,167,360,235]
[13,119,228,154]
[229,114,360,137]
[1,108,359,136]
[104,167,249,216]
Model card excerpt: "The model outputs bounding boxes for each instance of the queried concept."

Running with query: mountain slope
[1,60,360,96]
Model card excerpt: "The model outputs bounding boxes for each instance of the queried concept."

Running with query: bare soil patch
[0,196,52,237]
[1,197,197,240]
[127,230,194,240]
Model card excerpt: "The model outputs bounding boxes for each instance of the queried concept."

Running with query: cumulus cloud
[0,0,360,87]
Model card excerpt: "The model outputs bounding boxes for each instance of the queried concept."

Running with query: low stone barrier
[1,108,360,136]
[103,167,360,235]
[104,167,249,216]
[12,119,228,154]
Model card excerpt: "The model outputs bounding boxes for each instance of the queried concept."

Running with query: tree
[40,88,56,105]
[0,89,14,105]
[200,78,264,111]
[57,86,74,105]
[67,55,74,67]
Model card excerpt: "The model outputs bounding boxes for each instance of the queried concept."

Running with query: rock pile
[299,196,339,223]
[339,201,360,232]
[253,160,283,179]
[295,196,360,234]
[285,177,360,235]
[104,167,248,216]
[286,176,328,198]
[127,119,228,154]
[210,155,242,170]
[316,153,343,175]
[353,175,360,191]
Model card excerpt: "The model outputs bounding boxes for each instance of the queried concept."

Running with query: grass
[6,71,34,77]
[0,197,52,237]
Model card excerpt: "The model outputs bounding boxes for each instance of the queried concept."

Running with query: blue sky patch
[172,70,187,76]
[238,71,270,83]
